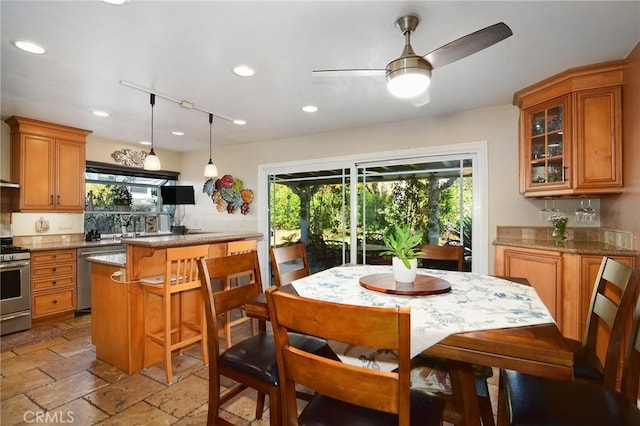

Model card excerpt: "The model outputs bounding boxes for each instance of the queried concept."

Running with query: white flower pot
[392,257,417,283]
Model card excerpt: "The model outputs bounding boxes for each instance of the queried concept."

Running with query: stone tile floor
[1,313,499,425]
[1,314,269,425]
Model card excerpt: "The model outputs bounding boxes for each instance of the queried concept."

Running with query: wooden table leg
[448,360,482,426]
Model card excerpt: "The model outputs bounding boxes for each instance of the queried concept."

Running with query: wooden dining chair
[139,244,210,384]
[565,256,639,387]
[266,286,445,426]
[418,244,465,272]
[499,267,640,426]
[270,243,310,286]
[198,251,337,425]
[218,240,258,348]
[414,243,494,426]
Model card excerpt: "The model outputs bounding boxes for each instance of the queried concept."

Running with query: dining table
[245,264,573,426]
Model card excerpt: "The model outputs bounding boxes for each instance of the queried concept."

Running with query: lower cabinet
[31,249,77,322]
[495,245,635,342]
[494,246,562,322]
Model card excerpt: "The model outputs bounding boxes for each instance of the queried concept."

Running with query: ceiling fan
[312,15,513,104]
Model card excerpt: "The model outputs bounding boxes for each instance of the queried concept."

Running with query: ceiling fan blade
[312,69,386,77]
[424,22,513,69]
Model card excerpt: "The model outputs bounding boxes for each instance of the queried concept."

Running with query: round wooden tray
[359,273,451,295]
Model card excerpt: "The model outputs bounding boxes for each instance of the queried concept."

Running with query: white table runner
[292,265,555,358]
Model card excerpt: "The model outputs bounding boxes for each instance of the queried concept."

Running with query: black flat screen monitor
[161,185,195,205]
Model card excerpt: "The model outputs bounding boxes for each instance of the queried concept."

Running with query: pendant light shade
[204,113,218,178]
[143,93,161,171]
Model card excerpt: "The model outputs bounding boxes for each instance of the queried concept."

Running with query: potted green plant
[381,224,424,283]
[109,185,132,211]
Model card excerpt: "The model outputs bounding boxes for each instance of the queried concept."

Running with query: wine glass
[539,200,551,223]
[585,199,596,224]
[575,200,586,223]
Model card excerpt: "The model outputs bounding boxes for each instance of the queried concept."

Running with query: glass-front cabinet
[523,96,570,193]
[515,61,623,197]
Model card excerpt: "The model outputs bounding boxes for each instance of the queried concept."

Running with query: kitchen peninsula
[87,232,261,374]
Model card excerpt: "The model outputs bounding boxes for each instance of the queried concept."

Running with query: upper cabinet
[514,61,623,197]
[7,117,91,212]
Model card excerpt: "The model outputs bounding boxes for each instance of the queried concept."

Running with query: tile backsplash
[496,226,634,250]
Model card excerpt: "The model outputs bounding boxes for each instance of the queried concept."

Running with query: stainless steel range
[0,237,31,335]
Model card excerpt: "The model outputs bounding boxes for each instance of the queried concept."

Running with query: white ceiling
[2,1,639,153]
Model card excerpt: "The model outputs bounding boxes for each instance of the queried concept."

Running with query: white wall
[85,134,182,172]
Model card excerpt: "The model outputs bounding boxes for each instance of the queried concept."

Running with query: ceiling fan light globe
[387,72,431,99]
[386,56,432,99]
[143,153,161,170]
[204,161,218,178]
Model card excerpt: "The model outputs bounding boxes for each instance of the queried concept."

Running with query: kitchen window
[83,161,180,236]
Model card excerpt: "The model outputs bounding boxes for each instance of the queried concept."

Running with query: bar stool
[140,244,210,383]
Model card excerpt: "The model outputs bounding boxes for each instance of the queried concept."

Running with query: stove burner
[1,245,30,255]
[0,237,30,261]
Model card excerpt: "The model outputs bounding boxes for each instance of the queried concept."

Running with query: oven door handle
[0,311,31,322]
[0,260,30,270]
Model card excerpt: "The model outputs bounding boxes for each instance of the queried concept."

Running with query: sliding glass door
[262,143,487,283]
[268,168,351,276]
[354,156,473,270]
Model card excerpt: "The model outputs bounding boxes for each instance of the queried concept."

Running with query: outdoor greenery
[86,184,131,207]
[272,174,473,251]
[110,185,133,206]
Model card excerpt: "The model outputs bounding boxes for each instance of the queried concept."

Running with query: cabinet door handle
[57,195,60,205]
[50,195,54,205]
[52,268,57,272]
[563,166,569,181]
[52,281,57,285]
[52,300,58,304]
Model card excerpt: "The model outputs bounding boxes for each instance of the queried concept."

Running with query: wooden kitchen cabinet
[6,116,91,212]
[31,249,77,324]
[494,246,563,322]
[495,244,635,343]
[514,61,623,197]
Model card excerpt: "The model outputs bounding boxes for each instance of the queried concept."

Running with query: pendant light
[143,93,161,170]
[203,113,218,178]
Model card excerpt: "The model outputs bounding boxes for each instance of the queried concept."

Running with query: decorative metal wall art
[111,148,148,168]
[203,174,254,215]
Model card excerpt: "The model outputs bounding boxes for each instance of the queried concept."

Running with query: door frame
[257,141,489,286]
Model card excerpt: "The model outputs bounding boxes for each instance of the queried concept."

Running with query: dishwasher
[77,245,125,312]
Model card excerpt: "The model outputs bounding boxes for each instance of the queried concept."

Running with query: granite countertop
[120,231,263,248]
[494,238,637,256]
[85,253,126,267]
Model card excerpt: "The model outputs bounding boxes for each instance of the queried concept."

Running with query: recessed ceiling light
[102,0,131,5]
[140,141,152,146]
[91,110,110,117]
[171,131,184,136]
[13,40,46,55]
[233,119,247,125]
[302,105,318,113]
[233,65,255,77]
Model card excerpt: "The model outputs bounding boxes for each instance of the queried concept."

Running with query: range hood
[0,180,20,189]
